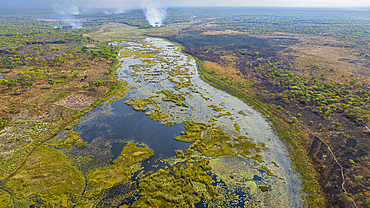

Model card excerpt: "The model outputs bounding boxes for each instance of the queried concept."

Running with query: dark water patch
[75,99,189,163]
[253,175,262,181]
[110,142,126,162]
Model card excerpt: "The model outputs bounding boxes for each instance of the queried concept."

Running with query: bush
[334,122,341,127]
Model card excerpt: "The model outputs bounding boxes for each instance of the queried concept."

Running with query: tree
[20,81,34,90]
[7,79,18,89]
[0,79,8,89]
[94,80,103,89]
[61,74,68,81]
[48,79,55,86]
[82,84,89,91]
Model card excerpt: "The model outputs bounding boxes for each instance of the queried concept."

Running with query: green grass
[3,147,85,207]
[85,143,154,197]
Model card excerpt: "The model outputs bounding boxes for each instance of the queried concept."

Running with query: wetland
[0,37,314,207]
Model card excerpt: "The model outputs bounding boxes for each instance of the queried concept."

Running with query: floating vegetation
[234,123,240,132]
[249,154,265,163]
[124,97,156,112]
[170,78,186,91]
[105,86,129,106]
[258,185,273,192]
[208,104,224,112]
[85,143,154,197]
[132,160,218,207]
[124,98,147,111]
[44,131,87,148]
[218,112,232,117]
[168,68,190,76]
[261,166,279,178]
[164,122,174,127]
[0,189,10,207]
[272,161,279,167]
[83,157,92,162]
[174,121,208,142]
[158,90,189,108]
[3,148,85,207]
[147,107,169,121]
[174,121,266,159]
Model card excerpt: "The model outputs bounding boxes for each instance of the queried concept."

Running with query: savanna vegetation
[1,6,370,208]
[0,11,124,182]
[164,9,370,207]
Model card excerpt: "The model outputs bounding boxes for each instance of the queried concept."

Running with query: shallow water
[6,38,307,207]
[112,38,305,207]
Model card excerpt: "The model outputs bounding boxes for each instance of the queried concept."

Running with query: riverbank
[195,57,326,207]
[0,80,128,182]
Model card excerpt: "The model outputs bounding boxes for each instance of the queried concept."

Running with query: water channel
[7,38,307,207]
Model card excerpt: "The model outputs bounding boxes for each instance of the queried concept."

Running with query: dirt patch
[83,25,108,37]
[55,93,96,110]
[203,61,246,82]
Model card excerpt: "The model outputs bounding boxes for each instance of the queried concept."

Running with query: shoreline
[193,56,326,206]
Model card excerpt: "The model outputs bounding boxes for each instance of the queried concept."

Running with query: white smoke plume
[54,4,84,29]
[142,1,167,27]
[53,0,168,28]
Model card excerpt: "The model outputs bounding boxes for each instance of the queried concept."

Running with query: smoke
[54,4,80,15]
[52,0,167,28]
[142,1,167,27]
[54,4,84,29]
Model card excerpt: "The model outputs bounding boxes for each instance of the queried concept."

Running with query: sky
[1,0,370,11]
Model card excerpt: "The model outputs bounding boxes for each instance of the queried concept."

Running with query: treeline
[202,48,370,125]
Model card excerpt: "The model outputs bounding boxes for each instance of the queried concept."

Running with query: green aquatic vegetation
[175,150,185,158]
[105,87,129,105]
[208,104,224,112]
[170,78,186,90]
[45,131,87,148]
[175,122,265,158]
[124,98,147,111]
[174,121,208,142]
[234,123,240,132]
[209,119,217,123]
[83,157,92,162]
[168,68,190,76]
[262,166,278,178]
[199,131,264,158]
[164,122,174,127]
[272,161,279,167]
[233,136,264,158]
[200,94,211,101]
[0,189,10,207]
[75,202,95,208]
[3,147,85,207]
[218,112,233,117]
[158,90,189,107]
[85,143,154,197]
[132,160,218,207]
[196,129,237,157]
[249,154,264,163]
[147,107,169,121]
[258,185,272,192]
[125,97,156,112]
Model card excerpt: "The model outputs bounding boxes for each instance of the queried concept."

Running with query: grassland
[85,143,154,197]
[3,147,85,207]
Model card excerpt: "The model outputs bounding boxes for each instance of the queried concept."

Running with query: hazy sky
[1,0,370,10]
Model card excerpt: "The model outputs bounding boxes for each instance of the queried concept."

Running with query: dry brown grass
[202,61,247,82]
[0,54,114,163]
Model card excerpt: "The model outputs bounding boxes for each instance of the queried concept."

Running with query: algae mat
[0,38,308,207]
